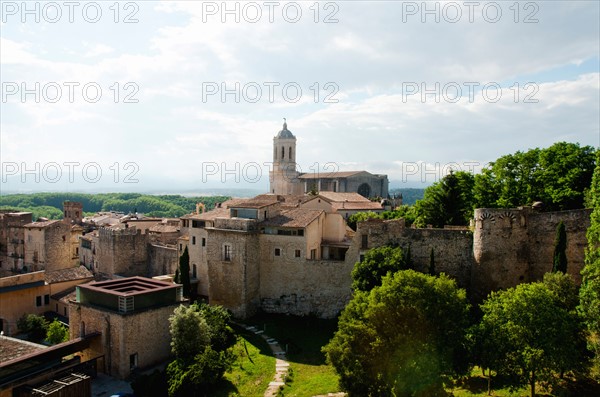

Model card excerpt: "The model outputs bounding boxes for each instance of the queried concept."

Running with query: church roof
[297,171,367,179]
[275,119,295,139]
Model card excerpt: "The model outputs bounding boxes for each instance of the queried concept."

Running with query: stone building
[0,266,93,335]
[0,211,32,273]
[269,120,389,198]
[301,192,385,219]
[62,201,83,225]
[23,220,81,272]
[69,277,184,379]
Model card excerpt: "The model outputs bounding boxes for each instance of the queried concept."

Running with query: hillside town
[1,122,597,397]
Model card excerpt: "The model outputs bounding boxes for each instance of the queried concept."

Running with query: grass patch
[245,313,340,397]
[214,325,275,397]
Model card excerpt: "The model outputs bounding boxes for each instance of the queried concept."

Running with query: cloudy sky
[1,0,599,193]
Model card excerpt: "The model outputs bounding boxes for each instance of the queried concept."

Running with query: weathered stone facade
[96,227,149,277]
[472,207,591,301]
[23,220,80,272]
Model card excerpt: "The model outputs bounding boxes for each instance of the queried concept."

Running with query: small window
[360,255,365,262]
[295,250,301,258]
[274,248,281,256]
[64,307,67,316]
[62,235,66,242]
[310,249,317,260]
[202,238,206,247]
[192,236,196,245]
[193,264,197,278]
[298,229,304,236]
[361,234,368,249]
[130,353,138,370]
[75,211,79,217]
[36,296,42,307]
[179,244,182,251]
[44,294,50,305]
[223,245,232,261]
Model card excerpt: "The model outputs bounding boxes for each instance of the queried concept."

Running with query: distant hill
[0,193,231,220]
[389,188,425,205]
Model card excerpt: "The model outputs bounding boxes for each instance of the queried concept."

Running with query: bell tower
[270,119,302,195]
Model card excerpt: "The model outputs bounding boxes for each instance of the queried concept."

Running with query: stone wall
[97,227,148,277]
[472,207,591,301]
[148,244,178,276]
[357,218,474,289]
[206,228,260,318]
[70,302,177,379]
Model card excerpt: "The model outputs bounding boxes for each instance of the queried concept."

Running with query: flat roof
[78,276,179,297]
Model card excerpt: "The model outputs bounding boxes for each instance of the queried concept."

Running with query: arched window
[289,147,292,160]
[281,146,285,159]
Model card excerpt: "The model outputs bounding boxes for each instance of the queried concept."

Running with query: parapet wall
[357,218,474,289]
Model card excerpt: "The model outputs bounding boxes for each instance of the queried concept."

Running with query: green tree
[414,170,474,228]
[351,246,406,292]
[17,314,48,342]
[46,319,69,344]
[347,211,381,231]
[473,143,596,210]
[429,247,435,276]
[477,277,588,397]
[166,304,236,397]
[168,305,210,363]
[552,221,567,273]
[324,270,470,397]
[580,149,600,373]
[178,247,191,298]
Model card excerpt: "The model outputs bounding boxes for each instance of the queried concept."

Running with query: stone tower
[63,201,83,225]
[270,119,302,195]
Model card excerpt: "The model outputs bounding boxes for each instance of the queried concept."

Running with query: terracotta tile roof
[230,197,280,209]
[279,195,314,208]
[260,209,323,228]
[50,286,77,303]
[190,207,231,221]
[149,224,180,233]
[332,201,383,211]
[298,171,365,179]
[0,337,47,363]
[24,220,61,228]
[45,266,94,284]
[318,192,371,203]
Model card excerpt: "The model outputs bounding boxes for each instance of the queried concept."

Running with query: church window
[282,146,285,159]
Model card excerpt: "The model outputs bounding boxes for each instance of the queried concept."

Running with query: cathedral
[269,120,389,198]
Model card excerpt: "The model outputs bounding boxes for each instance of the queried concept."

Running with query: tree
[347,211,381,231]
[473,143,596,210]
[324,270,470,397]
[179,246,191,297]
[429,247,435,276]
[46,319,69,344]
[169,304,210,364]
[166,304,236,397]
[351,246,406,292]
[17,314,48,342]
[579,149,600,372]
[414,170,474,228]
[552,221,567,273]
[477,277,588,397]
